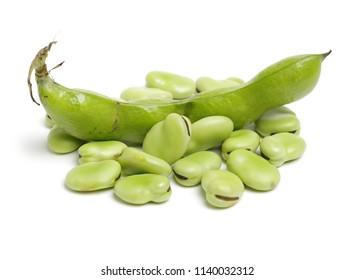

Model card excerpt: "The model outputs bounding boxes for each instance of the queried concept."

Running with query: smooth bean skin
[143,113,191,164]
[114,174,171,205]
[222,129,260,160]
[185,116,234,155]
[201,170,244,208]
[227,149,280,191]
[47,125,85,154]
[65,160,121,191]
[259,137,286,167]
[196,77,240,92]
[255,106,300,137]
[260,133,306,166]
[78,141,127,164]
[227,77,245,84]
[173,151,222,187]
[118,147,172,176]
[120,87,173,101]
[145,71,196,99]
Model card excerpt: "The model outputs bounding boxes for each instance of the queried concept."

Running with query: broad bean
[185,116,234,155]
[259,137,286,167]
[260,133,306,166]
[118,147,172,176]
[120,87,173,101]
[65,160,121,191]
[227,77,245,84]
[143,113,191,164]
[255,106,300,137]
[221,129,260,160]
[145,71,196,99]
[196,77,240,92]
[47,125,85,154]
[173,151,222,186]
[78,140,127,164]
[227,149,280,191]
[201,170,244,208]
[114,174,171,205]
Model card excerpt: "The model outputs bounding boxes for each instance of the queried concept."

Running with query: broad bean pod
[28,42,330,144]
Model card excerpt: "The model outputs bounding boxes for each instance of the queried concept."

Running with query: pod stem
[27,41,57,106]
[322,50,332,60]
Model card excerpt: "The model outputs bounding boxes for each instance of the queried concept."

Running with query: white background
[1,0,353,279]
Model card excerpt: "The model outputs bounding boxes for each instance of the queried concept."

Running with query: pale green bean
[114,174,171,205]
[173,151,222,186]
[201,170,244,208]
[65,160,121,191]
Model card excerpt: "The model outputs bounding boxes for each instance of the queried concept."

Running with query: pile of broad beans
[46,71,306,208]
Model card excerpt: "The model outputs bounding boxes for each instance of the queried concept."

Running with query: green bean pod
[28,41,330,144]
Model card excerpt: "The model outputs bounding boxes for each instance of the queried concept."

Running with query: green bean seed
[227,77,245,84]
[143,113,192,164]
[227,149,280,191]
[259,137,286,167]
[120,87,173,101]
[146,71,196,99]
[260,133,306,166]
[196,77,240,92]
[47,125,85,154]
[78,141,127,164]
[222,129,260,160]
[114,174,171,205]
[185,116,234,155]
[255,106,300,137]
[173,151,222,187]
[118,147,172,176]
[65,160,121,191]
[201,170,244,208]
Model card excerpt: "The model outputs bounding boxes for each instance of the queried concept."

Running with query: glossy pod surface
[28,42,329,144]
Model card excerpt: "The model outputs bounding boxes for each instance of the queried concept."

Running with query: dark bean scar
[215,194,239,201]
